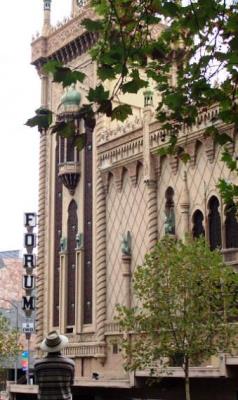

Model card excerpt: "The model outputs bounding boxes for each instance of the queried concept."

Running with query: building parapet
[31,6,95,66]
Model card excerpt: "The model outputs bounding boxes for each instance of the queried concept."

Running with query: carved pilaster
[154,156,161,180]
[113,167,124,192]
[169,155,179,175]
[100,171,110,195]
[204,136,215,163]
[127,161,138,187]
[186,141,196,168]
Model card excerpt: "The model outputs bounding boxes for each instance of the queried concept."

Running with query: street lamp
[0,298,19,384]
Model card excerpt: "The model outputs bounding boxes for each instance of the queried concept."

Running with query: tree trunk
[184,356,191,400]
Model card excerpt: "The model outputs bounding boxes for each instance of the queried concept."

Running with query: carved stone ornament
[186,141,197,168]
[76,232,84,250]
[121,231,132,257]
[58,162,80,195]
[113,167,124,192]
[100,171,110,195]
[60,237,67,252]
[127,161,138,187]
[169,155,179,175]
[203,136,215,164]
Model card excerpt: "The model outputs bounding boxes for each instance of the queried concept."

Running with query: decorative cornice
[36,342,106,358]
[31,7,97,66]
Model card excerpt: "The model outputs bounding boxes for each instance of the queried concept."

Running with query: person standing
[35,331,75,400]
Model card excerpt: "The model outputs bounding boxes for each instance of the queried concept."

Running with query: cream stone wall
[106,165,148,321]
[32,2,238,386]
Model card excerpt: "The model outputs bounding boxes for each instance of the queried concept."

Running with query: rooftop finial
[42,0,52,36]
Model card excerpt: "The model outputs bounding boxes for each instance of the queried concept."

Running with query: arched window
[164,187,175,235]
[67,200,78,328]
[208,196,221,250]
[225,203,238,248]
[192,210,205,238]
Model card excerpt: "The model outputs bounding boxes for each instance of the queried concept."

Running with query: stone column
[143,92,158,250]
[75,248,84,333]
[121,255,131,309]
[36,73,49,345]
[146,179,158,250]
[59,251,68,334]
[180,172,190,240]
[95,117,107,341]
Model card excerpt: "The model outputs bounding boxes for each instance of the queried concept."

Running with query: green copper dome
[61,84,81,109]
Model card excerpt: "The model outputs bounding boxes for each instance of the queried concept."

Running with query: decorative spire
[71,0,87,18]
[71,0,78,17]
[42,0,52,36]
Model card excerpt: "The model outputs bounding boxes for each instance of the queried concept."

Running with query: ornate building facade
[30,1,238,399]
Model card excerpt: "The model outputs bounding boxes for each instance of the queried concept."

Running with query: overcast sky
[0,0,71,251]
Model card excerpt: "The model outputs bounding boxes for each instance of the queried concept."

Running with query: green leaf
[82,18,104,32]
[74,134,86,151]
[221,150,237,171]
[87,85,110,102]
[97,99,113,117]
[53,68,85,87]
[52,120,75,138]
[111,104,133,121]
[180,153,191,164]
[214,133,233,146]
[98,64,116,80]
[121,70,148,94]
[43,60,62,75]
[25,108,53,130]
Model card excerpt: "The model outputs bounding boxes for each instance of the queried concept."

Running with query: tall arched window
[165,187,175,235]
[192,210,205,238]
[208,196,221,250]
[225,203,238,248]
[67,200,78,328]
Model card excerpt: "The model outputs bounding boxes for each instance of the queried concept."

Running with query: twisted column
[36,129,47,345]
[146,180,158,250]
[95,166,107,341]
[95,117,107,342]
[36,72,48,345]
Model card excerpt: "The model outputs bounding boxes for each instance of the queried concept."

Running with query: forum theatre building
[28,1,238,399]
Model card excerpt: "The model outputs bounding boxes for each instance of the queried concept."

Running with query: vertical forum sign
[22,213,37,319]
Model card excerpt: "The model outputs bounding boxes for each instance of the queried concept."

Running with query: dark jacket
[35,353,75,400]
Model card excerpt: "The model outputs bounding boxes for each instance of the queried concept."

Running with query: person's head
[40,330,68,354]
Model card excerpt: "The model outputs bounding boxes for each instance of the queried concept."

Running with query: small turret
[71,0,87,18]
[42,0,52,36]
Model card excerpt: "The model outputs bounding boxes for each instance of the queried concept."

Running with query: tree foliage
[117,236,238,400]
[26,0,238,199]
[0,314,20,363]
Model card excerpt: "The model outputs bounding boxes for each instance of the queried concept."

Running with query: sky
[0,0,71,251]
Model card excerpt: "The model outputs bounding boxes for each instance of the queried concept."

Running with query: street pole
[0,298,19,384]
[26,332,31,384]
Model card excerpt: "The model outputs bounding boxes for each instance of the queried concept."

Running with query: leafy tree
[26,0,238,201]
[0,314,20,364]
[117,236,238,400]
